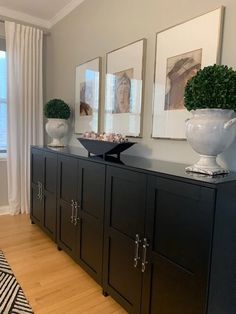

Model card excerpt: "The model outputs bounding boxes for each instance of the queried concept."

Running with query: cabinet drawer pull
[141,238,149,273]
[134,234,141,268]
[71,200,75,223]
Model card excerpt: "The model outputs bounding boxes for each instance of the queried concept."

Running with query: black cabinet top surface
[32,145,236,187]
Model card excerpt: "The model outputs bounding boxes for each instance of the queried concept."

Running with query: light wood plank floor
[0,214,127,314]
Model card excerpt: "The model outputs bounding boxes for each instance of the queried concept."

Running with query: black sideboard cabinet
[30,146,236,314]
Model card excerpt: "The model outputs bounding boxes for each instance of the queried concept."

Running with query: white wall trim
[0,6,51,29]
[0,205,10,215]
[50,0,85,27]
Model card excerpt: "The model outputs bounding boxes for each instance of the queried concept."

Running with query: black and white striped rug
[0,250,34,314]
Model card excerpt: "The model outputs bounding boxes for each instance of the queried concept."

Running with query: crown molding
[0,6,51,29]
[0,0,86,30]
[50,0,85,27]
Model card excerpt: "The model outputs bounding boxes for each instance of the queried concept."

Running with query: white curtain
[5,22,43,215]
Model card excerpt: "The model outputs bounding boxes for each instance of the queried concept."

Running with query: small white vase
[185,109,236,175]
[45,118,68,147]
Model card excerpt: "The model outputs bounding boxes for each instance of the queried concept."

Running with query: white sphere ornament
[185,109,236,175]
[45,118,68,147]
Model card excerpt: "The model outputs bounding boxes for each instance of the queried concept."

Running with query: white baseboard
[0,205,10,215]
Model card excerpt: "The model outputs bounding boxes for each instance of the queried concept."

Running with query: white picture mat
[152,8,223,139]
[105,40,144,137]
[107,40,143,78]
[75,58,100,134]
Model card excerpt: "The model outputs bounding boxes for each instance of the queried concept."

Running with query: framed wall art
[75,57,101,134]
[104,39,146,137]
[152,7,224,139]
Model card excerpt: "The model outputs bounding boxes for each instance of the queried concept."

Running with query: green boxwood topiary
[184,64,236,112]
[44,99,71,119]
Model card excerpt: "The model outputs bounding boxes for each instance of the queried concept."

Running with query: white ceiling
[0,0,85,28]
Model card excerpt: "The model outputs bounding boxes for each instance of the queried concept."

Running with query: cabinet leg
[31,220,35,224]
[102,290,109,297]
[57,246,62,251]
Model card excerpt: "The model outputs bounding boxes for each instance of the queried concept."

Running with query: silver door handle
[73,201,78,226]
[37,181,41,200]
[134,234,141,268]
[39,182,43,201]
[141,238,149,273]
[74,201,80,226]
[37,181,43,201]
[71,200,74,223]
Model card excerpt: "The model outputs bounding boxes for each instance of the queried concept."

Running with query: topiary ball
[44,99,71,119]
[184,64,236,112]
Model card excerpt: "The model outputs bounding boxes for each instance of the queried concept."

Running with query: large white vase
[185,109,236,175]
[45,118,68,147]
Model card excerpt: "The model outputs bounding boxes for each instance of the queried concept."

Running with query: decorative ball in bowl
[78,132,136,159]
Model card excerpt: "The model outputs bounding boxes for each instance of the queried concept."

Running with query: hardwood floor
[0,214,127,314]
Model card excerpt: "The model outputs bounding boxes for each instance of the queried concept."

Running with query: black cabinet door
[42,152,57,241]
[57,155,79,258]
[142,176,215,314]
[76,160,105,284]
[31,148,44,224]
[103,166,147,314]
[31,148,57,241]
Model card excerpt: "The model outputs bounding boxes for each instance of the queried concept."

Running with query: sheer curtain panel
[6,22,43,214]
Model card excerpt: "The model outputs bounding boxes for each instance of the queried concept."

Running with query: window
[0,49,7,153]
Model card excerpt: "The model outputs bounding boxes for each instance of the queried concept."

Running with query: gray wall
[45,0,236,169]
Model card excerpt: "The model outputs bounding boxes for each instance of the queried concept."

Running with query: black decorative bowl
[78,138,135,159]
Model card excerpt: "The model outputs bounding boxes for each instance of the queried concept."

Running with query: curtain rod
[0,19,50,36]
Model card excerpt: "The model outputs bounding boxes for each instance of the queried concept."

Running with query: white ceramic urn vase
[185,109,236,175]
[45,118,68,147]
